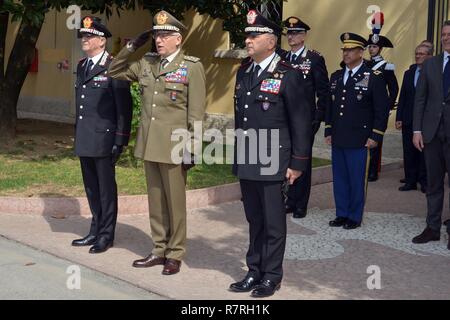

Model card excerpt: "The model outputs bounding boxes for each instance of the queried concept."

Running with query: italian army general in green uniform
[108,10,206,275]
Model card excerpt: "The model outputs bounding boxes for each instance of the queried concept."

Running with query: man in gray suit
[412,21,450,250]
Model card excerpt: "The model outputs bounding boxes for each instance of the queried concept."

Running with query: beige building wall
[5,1,431,123]
[283,0,428,77]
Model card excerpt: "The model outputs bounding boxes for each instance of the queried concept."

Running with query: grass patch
[0,153,330,197]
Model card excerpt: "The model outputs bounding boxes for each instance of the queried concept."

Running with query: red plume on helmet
[372,11,384,35]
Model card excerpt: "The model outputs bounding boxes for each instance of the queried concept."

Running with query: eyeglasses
[152,33,178,40]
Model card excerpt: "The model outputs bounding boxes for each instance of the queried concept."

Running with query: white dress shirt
[252,52,276,77]
[344,61,363,85]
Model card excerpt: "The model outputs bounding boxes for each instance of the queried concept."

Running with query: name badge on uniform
[93,76,108,82]
[260,79,281,94]
[165,67,188,84]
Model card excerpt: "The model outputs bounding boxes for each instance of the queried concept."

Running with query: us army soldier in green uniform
[108,10,206,275]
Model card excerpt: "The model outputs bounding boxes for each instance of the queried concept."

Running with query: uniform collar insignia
[99,51,109,67]
[268,54,281,74]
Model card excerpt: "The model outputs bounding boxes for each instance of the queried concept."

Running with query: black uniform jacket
[74,51,132,157]
[325,63,390,148]
[280,47,331,122]
[232,54,312,181]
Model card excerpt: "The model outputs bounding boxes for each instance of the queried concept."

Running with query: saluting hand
[286,168,303,185]
[131,30,151,50]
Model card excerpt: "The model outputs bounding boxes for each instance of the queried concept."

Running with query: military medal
[262,101,270,111]
[357,93,363,101]
[170,91,177,101]
[260,79,281,94]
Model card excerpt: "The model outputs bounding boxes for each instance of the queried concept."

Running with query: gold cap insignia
[288,17,298,27]
[344,33,350,40]
[156,12,168,25]
[83,17,93,29]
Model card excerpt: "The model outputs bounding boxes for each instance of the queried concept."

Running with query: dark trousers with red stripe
[240,179,286,284]
[80,156,118,242]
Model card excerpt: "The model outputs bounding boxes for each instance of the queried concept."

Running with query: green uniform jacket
[108,47,206,164]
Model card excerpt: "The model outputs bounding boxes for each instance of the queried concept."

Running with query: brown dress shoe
[412,227,440,244]
[132,254,166,268]
[162,258,181,275]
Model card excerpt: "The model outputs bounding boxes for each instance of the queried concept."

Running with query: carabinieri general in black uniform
[229,10,311,298]
[325,33,389,230]
[71,16,132,254]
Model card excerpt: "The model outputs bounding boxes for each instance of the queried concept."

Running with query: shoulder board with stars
[184,55,201,63]
[279,60,295,69]
[144,52,160,58]
[373,70,382,76]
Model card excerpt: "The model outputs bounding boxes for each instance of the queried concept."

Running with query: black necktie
[252,65,261,87]
[84,59,93,79]
[443,57,450,96]
[160,58,169,72]
[345,70,353,86]
[291,54,297,63]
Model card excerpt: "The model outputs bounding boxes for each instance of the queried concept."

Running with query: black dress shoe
[368,175,378,182]
[343,220,361,230]
[398,184,417,191]
[72,235,97,247]
[251,279,280,298]
[412,227,440,244]
[285,205,295,214]
[89,237,113,254]
[400,178,406,183]
[293,208,307,219]
[229,276,261,292]
[329,217,347,227]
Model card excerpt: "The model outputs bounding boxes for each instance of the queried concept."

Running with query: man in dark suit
[229,10,311,298]
[71,16,132,253]
[412,21,450,250]
[325,33,389,229]
[396,43,432,192]
[279,16,331,219]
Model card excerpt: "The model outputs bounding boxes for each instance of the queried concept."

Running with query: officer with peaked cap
[366,12,399,182]
[325,32,389,230]
[229,10,311,298]
[108,10,206,275]
[71,16,132,253]
[279,16,331,219]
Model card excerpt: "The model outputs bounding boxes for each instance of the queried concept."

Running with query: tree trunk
[0,82,17,140]
[0,7,43,138]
